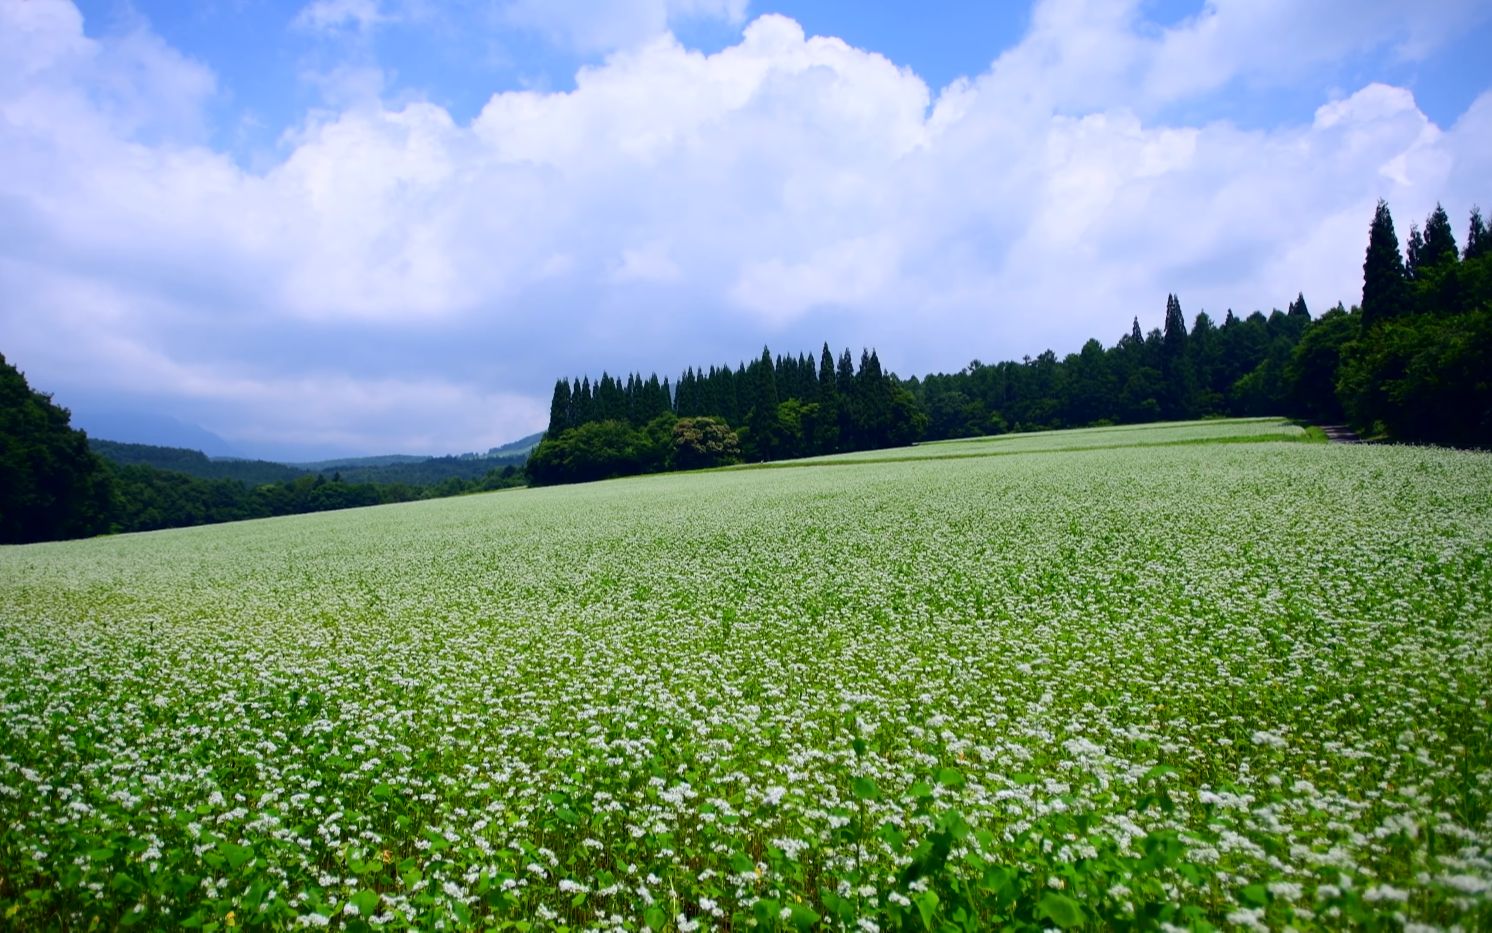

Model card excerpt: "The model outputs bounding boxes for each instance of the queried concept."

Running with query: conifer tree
[576,377,593,425]
[745,347,779,460]
[1362,200,1409,327]
[1162,294,1188,357]
[547,379,572,434]
[818,344,836,402]
[1467,207,1489,260]
[836,349,855,396]
[1160,294,1194,419]
[1405,225,1424,279]
[1421,203,1459,270]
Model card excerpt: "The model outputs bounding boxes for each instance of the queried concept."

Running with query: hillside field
[1,419,1490,930]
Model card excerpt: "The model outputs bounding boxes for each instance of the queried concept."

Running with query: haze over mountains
[68,408,241,458]
[72,402,544,468]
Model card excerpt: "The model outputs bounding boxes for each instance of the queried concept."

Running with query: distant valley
[88,435,540,488]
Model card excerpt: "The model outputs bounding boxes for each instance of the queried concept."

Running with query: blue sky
[6,0,1492,458]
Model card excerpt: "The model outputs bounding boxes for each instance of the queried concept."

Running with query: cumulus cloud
[0,0,1488,456]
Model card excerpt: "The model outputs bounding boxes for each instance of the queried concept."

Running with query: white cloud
[294,0,393,34]
[981,0,1492,114]
[1,0,1489,455]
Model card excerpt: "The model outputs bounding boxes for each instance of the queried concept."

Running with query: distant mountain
[292,434,543,475]
[71,409,239,457]
[290,454,430,471]
[90,440,307,486]
[92,439,529,488]
[321,454,528,486]
[488,431,544,458]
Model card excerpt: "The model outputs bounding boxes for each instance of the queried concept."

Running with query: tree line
[1327,201,1490,447]
[530,197,1489,487]
[102,462,524,535]
[527,346,926,484]
[90,438,530,487]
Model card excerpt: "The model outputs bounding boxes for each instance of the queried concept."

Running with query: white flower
[1362,884,1409,903]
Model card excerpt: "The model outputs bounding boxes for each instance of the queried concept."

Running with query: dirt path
[1319,424,1362,444]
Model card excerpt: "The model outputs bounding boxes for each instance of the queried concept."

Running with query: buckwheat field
[2,421,1489,931]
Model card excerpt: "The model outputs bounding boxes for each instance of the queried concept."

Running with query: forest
[3,199,1487,540]
[527,200,1489,485]
[90,439,530,487]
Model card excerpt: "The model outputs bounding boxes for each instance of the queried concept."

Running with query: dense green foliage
[534,306,1312,486]
[102,462,526,534]
[0,354,114,543]
[91,439,529,489]
[90,439,308,486]
[910,298,1311,439]
[3,421,1489,930]
[1325,201,1492,447]
[322,455,528,487]
[530,346,925,484]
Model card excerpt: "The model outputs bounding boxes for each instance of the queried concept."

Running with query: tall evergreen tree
[745,347,779,460]
[1362,199,1409,328]
[1159,294,1194,418]
[818,344,836,401]
[576,377,593,425]
[1420,203,1459,270]
[1405,225,1425,279]
[836,349,855,396]
[1467,207,1489,261]
[1162,294,1188,357]
[547,378,572,434]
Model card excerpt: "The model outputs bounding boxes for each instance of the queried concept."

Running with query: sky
[3,0,1491,460]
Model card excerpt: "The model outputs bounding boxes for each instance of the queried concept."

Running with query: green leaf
[350,890,380,917]
[980,864,1014,895]
[220,843,254,871]
[851,777,880,800]
[1240,883,1268,907]
[1036,892,1085,929]
[788,904,821,931]
[644,906,666,931]
[753,899,781,926]
[937,768,965,788]
[87,847,115,861]
[916,891,940,930]
[1142,764,1177,784]
[907,781,933,799]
